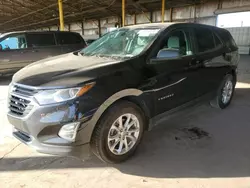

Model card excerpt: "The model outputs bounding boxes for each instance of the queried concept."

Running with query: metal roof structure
[0,0,205,32]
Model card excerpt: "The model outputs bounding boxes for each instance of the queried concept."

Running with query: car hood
[12,53,121,87]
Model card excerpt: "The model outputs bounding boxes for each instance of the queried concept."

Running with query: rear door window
[26,33,56,47]
[56,33,84,45]
[194,27,215,53]
[213,33,223,49]
[0,34,27,50]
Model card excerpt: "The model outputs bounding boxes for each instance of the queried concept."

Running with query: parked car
[0,31,87,75]
[7,23,239,163]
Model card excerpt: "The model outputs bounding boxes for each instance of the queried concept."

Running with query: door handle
[32,49,38,53]
[189,58,200,66]
[188,58,203,69]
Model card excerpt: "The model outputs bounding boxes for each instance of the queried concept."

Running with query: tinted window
[27,33,56,47]
[214,33,223,48]
[217,29,238,51]
[56,33,83,45]
[156,29,193,58]
[0,34,27,50]
[194,28,215,53]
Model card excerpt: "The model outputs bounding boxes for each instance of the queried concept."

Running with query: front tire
[90,101,145,163]
[210,74,235,109]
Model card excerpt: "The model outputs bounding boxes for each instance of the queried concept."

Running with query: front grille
[9,95,33,116]
[8,84,37,117]
[12,85,38,96]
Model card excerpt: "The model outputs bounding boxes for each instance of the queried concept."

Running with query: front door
[144,28,202,115]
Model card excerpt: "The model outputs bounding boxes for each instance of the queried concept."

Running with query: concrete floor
[1,56,250,188]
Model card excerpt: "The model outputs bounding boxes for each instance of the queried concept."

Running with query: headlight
[34,83,95,105]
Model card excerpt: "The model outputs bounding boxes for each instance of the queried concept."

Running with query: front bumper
[12,127,90,158]
[7,99,95,159]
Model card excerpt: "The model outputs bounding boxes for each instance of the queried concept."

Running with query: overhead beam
[132,3,151,23]
[90,0,119,17]
[31,0,58,15]
[9,1,44,17]
[0,3,32,18]
[4,7,107,31]
[0,1,67,27]
[132,2,148,12]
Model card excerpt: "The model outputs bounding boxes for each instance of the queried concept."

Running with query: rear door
[0,33,30,74]
[55,32,86,53]
[26,32,62,61]
[193,27,229,95]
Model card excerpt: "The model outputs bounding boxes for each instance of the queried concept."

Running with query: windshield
[81,28,160,58]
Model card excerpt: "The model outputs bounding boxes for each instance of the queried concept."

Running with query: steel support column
[98,19,101,37]
[194,4,197,23]
[150,12,153,23]
[58,0,65,31]
[122,0,125,26]
[170,8,173,22]
[162,0,165,23]
[81,21,84,35]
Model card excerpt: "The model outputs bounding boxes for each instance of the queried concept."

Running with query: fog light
[58,122,80,142]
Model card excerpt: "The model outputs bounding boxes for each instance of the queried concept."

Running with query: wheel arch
[226,68,237,85]
[120,95,151,130]
[79,89,151,144]
[231,68,237,84]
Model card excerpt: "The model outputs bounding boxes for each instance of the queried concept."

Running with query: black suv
[7,23,239,163]
[0,31,86,75]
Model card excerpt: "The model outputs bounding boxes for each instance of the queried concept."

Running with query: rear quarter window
[213,32,223,49]
[216,29,238,51]
[56,32,85,45]
[194,27,215,53]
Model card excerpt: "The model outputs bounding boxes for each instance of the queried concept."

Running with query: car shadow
[1,87,250,178]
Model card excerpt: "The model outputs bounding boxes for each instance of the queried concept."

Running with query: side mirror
[157,48,180,59]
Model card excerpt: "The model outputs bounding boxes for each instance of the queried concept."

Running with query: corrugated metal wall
[226,27,250,54]
[42,0,250,51]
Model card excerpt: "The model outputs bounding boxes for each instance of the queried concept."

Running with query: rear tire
[90,101,145,163]
[210,74,235,109]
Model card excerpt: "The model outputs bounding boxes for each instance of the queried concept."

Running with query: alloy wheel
[107,113,140,155]
[222,79,233,104]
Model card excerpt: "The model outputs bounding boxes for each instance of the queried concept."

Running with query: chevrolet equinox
[7,23,239,163]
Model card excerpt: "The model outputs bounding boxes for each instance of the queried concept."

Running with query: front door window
[0,34,27,51]
[156,30,193,59]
